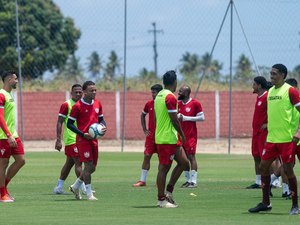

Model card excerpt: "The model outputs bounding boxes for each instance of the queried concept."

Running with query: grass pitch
[1,152,300,225]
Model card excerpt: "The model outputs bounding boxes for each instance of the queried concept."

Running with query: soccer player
[132,84,163,187]
[246,76,268,189]
[177,85,205,188]
[0,71,25,202]
[248,64,300,215]
[67,81,106,201]
[154,70,189,208]
[53,84,85,194]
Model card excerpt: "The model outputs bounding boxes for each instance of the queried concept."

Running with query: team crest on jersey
[74,147,78,153]
[257,101,262,106]
[0,149,5,155]
[95,108,99,114]
[170,154,175,161]
[84,152,90,158]
[262,149,266,156]
[185,107,191,113]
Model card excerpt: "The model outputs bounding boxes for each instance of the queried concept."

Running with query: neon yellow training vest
[63,99,77,146]
[0,89,18,139]
[154,89,178,144]
[267,83,294,143]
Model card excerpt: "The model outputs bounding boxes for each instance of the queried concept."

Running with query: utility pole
[148,22,163,77]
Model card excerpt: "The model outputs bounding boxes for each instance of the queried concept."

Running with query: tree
[179,52,202,79]
[56,54,84,82]
[87,51,102,79]
[0,0,81,79]
[138,68,156,80]
[234,54,253,83]
[104,51,121,81]
[200,52,223,82]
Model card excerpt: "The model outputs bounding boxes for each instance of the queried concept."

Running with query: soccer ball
[88,123,106,139]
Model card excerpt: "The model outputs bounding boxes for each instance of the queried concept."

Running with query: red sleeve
[0,93,5,107]
[194,100,203,114]
[289,87,300,106]
[97,100,103,117]
[165,94,177,111]
[58,102,69,117]
[69,103,79,120]
[143,101,150,114]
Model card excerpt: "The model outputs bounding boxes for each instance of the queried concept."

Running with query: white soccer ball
[88,123,106,139]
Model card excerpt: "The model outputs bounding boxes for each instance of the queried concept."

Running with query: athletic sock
[261,175,271,205]
[85,184,92,196]
[282,182,290,194]
[191,170,197,184]
[0,186,6,197]
[184,170,190,183]
[72,178,84,189]
[288,176,298,207]
[255,175,261,185]
[5,178,10,187]
[270,173,278,185]
[57,179,64,188]
[140,169,148,182]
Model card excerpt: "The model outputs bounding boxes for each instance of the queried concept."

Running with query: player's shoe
[289,206,299,215]
[157,199,178,208]
[248,202,272,213]
[87,194,98,201]
[53,187,65,194]
[246,183,260,189]
[180,182,190,188]
[81,189,96,195]
[132,181,146,187]
[69,185,82,200]
[166,191,177,206]
[282,192,291,199]
[0,194,14,203]
[187,182,197,188]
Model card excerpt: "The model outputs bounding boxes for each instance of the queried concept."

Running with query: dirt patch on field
[24,138,251,155]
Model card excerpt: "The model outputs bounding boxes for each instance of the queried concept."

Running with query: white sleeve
[182,112,205,122]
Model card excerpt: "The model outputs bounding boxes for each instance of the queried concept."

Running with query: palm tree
[234,54,253,83]
[87,51,102,79]
[104,51,121,81]
[179,52,202,78]
[200,52,223,82]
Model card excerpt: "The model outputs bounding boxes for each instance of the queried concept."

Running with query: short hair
[151,84,163,93]
[286,78,298,88]
[272,64,288,79]
[2,71,16,82]
[254,76,267,89]
[82,81,95,90]
[266,81,273,90]
[71,83,82,91]
[162,70,177,86]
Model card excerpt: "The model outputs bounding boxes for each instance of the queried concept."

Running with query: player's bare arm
[55,116,65,151]
[141,112,150,136]
[169,112,186,144]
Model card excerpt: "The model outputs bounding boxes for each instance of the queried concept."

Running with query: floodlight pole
[15,0,24,141]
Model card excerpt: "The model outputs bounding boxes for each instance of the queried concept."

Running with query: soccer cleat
[181,182,190,188]
[157,199,178,208]
[282,192,291,199]
[53,187,65,194]
[166,191,177,206]
[289,206,299,215]
[246,183,260,189]
[81,189,96,195]
[0,194,14,203]
[69,185,82,200]
[187,182,197,188]
[132,181,146,187]
[248,202,272,213]
[87,194,98,201]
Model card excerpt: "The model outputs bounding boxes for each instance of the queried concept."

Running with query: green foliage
[234,54,254,84]
[104,50,121,81]
[87,51,102,79]
[0,0,81,79]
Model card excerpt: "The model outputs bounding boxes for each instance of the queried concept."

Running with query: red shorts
[144,136,157,155]
[157,144,179,165]
[0,138,24,158]
[76,136,98,166]
[182,137,197,155]
[262,142,295,163]
[295,144,300,161]
[251,130,267,158]
[65,144,79,158]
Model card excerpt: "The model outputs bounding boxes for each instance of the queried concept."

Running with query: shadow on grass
[132,206,158,209]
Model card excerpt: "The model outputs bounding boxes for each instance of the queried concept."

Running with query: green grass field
[1,152,300,225]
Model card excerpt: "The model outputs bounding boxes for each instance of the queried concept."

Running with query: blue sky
[53,0,300,78]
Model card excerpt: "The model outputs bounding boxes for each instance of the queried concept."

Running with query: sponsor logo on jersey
[95,108,99,114]
[185,107,191,113]
[84,152,90,158]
